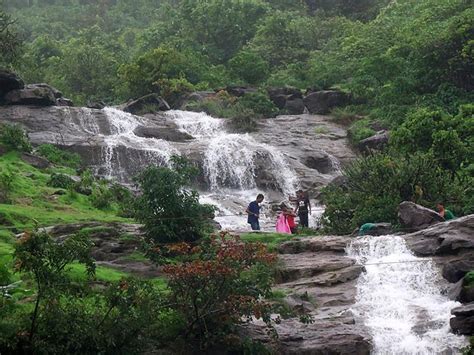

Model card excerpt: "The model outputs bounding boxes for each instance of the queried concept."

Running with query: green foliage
[321,152,456,234]
[0,3,21,65]
[228,49,269,85]
[89,180,113,210]
[0,123,32,153]
[133,156,215,244]
[238,92,279,118]
[348,118,376,145]
[0,169,13,203]
[47,173,75,189]
[36,144,81,169]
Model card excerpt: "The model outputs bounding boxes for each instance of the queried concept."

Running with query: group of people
[245,190,311,234]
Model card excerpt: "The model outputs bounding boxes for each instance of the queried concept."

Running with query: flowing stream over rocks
[347,235,467,354]
[1,105,351,230]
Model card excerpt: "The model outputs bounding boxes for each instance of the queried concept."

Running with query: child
[282,203,297,234]
[276,203,292,234]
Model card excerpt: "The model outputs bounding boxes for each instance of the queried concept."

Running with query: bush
[47,173,75,189]
[133,156,215,244]
[321,152,454,234]
[0,124,32,153]
[162,232,277,347]
[228,50,269,85]
[0,170,14,204]
[238,92,279,118]
[36,144,81,169]
[347,118,376,145]
[89,180,113,210]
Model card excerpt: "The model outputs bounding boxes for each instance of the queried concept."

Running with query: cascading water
[347,235,467,354]
[100,108,177,179]
[164,109,303,230]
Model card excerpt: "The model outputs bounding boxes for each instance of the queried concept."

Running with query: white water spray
[347,235,467,354]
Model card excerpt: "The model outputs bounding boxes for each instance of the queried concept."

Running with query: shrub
[238,92,279,118]
[347,118,375,145]
[228,103,258,132]
[0,170,14,204]
[90,180,113,210]
[47,173,75,189]
[133,156,215,244]
[0,124,32,153]
[109,183,134,217]
[162,232,277,347]
[228,50,269,85]
[36,144,81,169]
[321,152,454,234]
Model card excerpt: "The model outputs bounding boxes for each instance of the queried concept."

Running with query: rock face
[358,130,389,152]
[121,93,170,115]
[20,153,50,169]
[240,235,372,354]
[4,84,57,106]
[0,69,24,98]
[42,222,163,277]
[398,201,444,232]
[450,303,474,335]
[303,90,350,114]
[268,87,304,114]
[403,214,474,336]
[133,125,193,142]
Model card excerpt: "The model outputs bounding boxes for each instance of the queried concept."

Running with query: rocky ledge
[403,214,474,336]
[240,236,372,354]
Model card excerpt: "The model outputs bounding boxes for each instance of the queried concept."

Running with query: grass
[465,271,474,288]
[0,151,130,230]
[314,126,329,134]
[239,232,299,251]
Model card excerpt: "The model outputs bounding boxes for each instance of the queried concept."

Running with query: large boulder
[225,86,257,97]
[450,303,474,335]
[4,84,57,106]
[303,90,350,114]
[398,201,444,232]
[403,214,474,256]
[56,97,74,107]
[284,98,305,115]
[442,255,474,282]
[268,87,303,111]
[133,125,193,142]
[358,130,389,152]
[0,69,24,98]
[20,153,50,169]
[122,93,170,115]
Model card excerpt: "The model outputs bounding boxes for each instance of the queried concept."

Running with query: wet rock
[133,125,193,142]
[0,69,24,98]
[276,252,355,283]
[87,100,106,109]
[122,93,170,115]
[358,130,389,152]
[448,277,474,303]
[303,154,333,174]
[450,303,474,335]
[398,201,444,232]
[20,153,50,169]
[442,256,474,282]
[279,236,352,254]
[56,97,74,107]
[4,84,56,106]
[403,214,474,256]
[283,294,316,314]
[284,98,305,115]
[225,86,257,97]
[303,90,350,114]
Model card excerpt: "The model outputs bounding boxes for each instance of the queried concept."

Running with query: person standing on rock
[246,194,264,231]
[295,190,311,229]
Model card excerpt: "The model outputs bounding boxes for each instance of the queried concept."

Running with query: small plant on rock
[0,123,32,153]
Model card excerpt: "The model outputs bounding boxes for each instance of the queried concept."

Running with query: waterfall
[347,236,467,354]
[166,110,300,195]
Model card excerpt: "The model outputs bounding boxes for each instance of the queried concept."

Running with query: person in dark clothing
[295,190,311,228]
[246,194,264,231]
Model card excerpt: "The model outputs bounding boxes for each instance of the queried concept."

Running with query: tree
[228,49,269,85]
[133,156,215,244]
[0,2,21,64]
